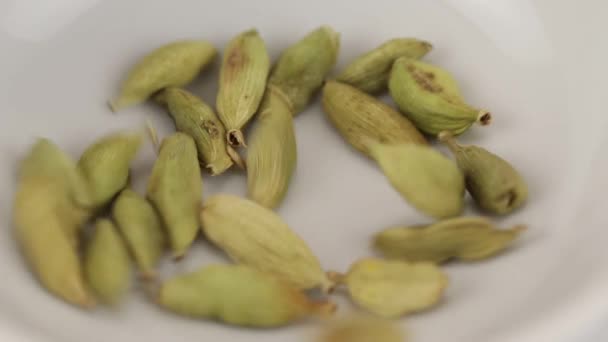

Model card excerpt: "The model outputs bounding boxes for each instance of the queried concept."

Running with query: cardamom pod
[368,142,464,219]
[200,194,332,292]
[155,87,236,175]
[158,264,336,327]
[19,139,91,247]
[269,26,340,114]
[389,57,491,136]
[109,40,216,111]
[147,132,202,259]
[322,80,427,156]
[113,189,165,279]
[374,216,526,263]
[85,219,131,304]
[330,258,447,318]
[318,316,405,342]
[14,177,95,308]
[216,29,270,147]
[337,38,432,94]
[439,131,528,215]
[247,86,297,208]
[78,131,143,208]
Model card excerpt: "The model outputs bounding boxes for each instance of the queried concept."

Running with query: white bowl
[1,0,607,341]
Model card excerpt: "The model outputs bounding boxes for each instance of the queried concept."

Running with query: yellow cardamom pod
[110,40,216,111]
[200,194,332,292]
[247,86,297,208]
[439,131,528,215]
[389,57,491,136]
[147,132,202,259]
[113,189,165,280]
[158,264,336,327]
[156,87,236,175]
[374,216,527,263]
[269,26,340,114]
[368,142,464,219]
[78,131,143,209]
[216,29,270,147]
[330,258,447,318]
[85,219,132,305]
[322,80,427,156]
[13,139,95,307]
[337,38,432,94]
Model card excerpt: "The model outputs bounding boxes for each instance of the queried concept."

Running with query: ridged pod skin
[389,57,491,136]
[147,133,202,259]
[439,132,528,215]
[374,216,527,263]
[337,38,432,94]
[113,189,165,279]
[200,194,332,292]
[368,142,464,219]
[322,80,427,156]
[110,40,216,111]
[216,29,270,147]
[158,264,336,327]
[13,139,95,307]
[247,86,297,208]
[78,132,143,208]
[269,26,340,114]
[156,87,236,175]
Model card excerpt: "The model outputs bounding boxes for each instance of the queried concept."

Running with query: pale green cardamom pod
[374,216,526,263]
[318,316,406,342]
[269,26,340,114]
[337,38,432,94]
[389,57,492,136]
[109,40,217,111]
[113,189,165,279]
[368,142,464,219]
[439,132,528,215]
[19,139,92,243]
[155,87,237,175]
[147,132,202,259]
[322,80,427,156]
[158,264,336,327]
[78,132,143,208]
[334,258,447,318]
[85,219,131,304]
[247,86,297,208]
[200,194,332,292]
[216,29,270,147]
[14,177,95,308]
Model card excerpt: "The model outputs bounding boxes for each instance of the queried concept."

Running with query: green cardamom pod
[78,131,143,209]
[247,86,297,208]
[155,87,237,175]
[200,194,332,292]
[109,40,216,111]
[389,57,492,136]
[14,177,95,308]
[147,132,202,259]
[368,142,464,219]
[269,26,340,114]
[337,38,432,94]
[330,258,447,318]
[322,80,427,156]
[158,264,336,327]
[318,316,406,342]
[113,189,165,279]
[216,29,270,147]
[439,132,528,215]
[85,219,131,304]
[374,216,526,263]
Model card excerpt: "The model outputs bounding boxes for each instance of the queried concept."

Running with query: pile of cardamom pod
[12,26,528,335]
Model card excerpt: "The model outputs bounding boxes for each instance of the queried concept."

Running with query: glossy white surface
[1,0,607,341]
